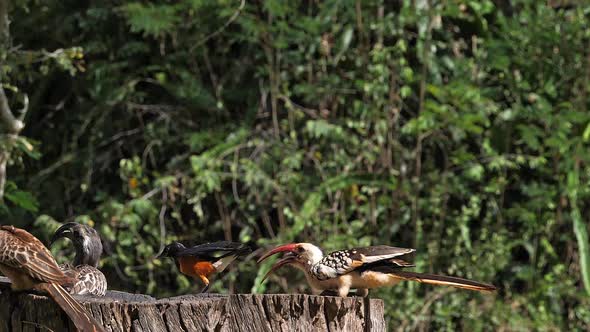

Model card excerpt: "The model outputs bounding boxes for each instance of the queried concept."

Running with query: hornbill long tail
[51,222,108,296]
[376,270,497,292]
[0,225,106,332]
[159,241,251,293]
[257,243,496,297]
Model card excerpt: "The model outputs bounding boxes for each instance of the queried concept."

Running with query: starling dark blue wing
[176,241,251,260]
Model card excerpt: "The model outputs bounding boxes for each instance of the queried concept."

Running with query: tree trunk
[0,283,386,331]
[0,0,28,201]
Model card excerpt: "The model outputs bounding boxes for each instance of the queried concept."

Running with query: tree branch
[189,0,245,52]
[0,85,23,134]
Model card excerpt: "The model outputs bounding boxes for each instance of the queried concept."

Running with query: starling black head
[51,222,103,267]
[159,242,186,258]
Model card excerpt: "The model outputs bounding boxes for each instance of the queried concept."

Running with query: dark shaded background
[2,0,589,330]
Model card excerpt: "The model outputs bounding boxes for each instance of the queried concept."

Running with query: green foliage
[121,3,180,37]
[568,164,590,296]
[4,0,590,330]
[4,182,38,213]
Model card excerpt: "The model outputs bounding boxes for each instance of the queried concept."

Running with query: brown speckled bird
[51,222,107,296]
[259,243,497,297]
[0,225,105,332]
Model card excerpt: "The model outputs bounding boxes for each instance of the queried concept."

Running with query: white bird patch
[212,255,237,272]
[357,249,414,264]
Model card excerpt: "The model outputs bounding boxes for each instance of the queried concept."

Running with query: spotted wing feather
[61,264,107,296]
[313,245,415,280]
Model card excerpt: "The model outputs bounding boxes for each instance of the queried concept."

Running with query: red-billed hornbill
[258,243,496,297]
[50,222,107,296]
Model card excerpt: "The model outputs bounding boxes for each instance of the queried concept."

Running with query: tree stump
[0,281,385,331]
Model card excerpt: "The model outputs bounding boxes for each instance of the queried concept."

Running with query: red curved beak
[257,243,300,284]
[260,253,297,283]
[257,243,299,263]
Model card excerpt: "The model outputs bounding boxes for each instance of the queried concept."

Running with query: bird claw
[319,290,339,297]
[200,284,210,293]
[319,289,367,297]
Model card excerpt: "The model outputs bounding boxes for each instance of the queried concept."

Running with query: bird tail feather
[39,282,106,332]
[212,244,251,272]
[389,271,497,292]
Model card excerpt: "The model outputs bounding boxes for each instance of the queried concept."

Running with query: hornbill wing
[349,245,415,264]
[355,257,415,273]
[315,245,415,280]
[72,265,107,296]
[0,226,69,284]
[176,241,251,260]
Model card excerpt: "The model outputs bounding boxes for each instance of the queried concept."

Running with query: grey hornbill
[159,241,251,293]
[258,243,497,297]
[50,222,107,296]
[0,225,106,332]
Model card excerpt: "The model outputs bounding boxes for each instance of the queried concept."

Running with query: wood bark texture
[0,283,385,332]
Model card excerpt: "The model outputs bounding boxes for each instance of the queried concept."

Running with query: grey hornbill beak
[50,223,75,246]
[257,243,300,283]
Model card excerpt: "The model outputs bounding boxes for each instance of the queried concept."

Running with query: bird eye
[296,247,304,253]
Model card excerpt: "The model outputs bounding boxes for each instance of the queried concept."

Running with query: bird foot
[200,284,210,294]
[319,290,339,297]
[319,289,368,297]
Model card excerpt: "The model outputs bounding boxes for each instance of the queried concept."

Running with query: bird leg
[198,275,210,293]
[355,288,369,297]
[319,287,369,297]
[200,284,210,293]
[337,279,351,297]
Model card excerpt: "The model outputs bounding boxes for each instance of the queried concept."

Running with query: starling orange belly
[178,257,216,279]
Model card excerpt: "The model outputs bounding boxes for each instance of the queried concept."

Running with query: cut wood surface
[0,280,385,331]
